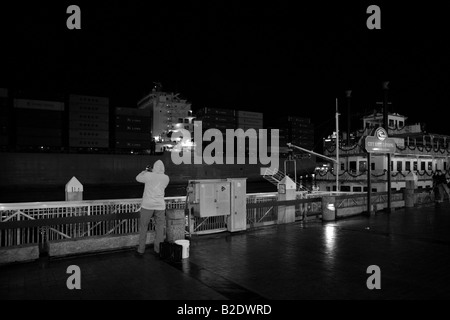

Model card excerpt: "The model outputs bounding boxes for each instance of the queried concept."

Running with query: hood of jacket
[152,160,165,174]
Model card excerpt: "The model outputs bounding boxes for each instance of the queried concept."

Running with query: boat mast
[336,98,340,192]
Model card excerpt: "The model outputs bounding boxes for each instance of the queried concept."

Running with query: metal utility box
[188,179,231,217]
[227,178,247,232]
[187,178,247,232]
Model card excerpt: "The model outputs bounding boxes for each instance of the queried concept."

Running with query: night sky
[2,1,450,146]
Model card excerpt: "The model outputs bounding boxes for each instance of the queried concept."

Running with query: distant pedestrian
[437,171,450,202]
[135,160,170,256]
[433,172,440,202]
[150,138,156,155]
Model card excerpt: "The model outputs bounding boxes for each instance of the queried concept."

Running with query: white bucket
[175,240,190,259]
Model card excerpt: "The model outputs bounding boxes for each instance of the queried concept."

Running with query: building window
[405,161,411,171]
[397,161,403,172]
[391,161,394,171]
[428,162,432,171]
[421,162,425,171]
[371,163,375,170]
[341,186,351,192]
[389,119,394,127]
[399,121,404,127]
[413,161,418,171]
[445,162,447,171]
[332,186,336,191]
[349,161,357,172]
[363,187,368,192]
[372,188,378,192]
[359,161,367,172]
[341,163,345,170]
[353,186,362,192]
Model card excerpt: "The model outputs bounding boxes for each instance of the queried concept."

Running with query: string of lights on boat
[324,143,450,154]
[316,168,450,178]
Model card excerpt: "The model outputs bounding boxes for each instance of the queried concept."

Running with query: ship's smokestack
[382,81,389,129]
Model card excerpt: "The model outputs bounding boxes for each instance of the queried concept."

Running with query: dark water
[0,181,279,203]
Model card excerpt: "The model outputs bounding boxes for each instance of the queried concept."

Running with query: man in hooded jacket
[136,160,170,256]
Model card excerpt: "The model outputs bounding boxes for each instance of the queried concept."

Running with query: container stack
[0,88,8,147]
[13,98,64,148]
[114,107,152,151]
[287,116,314,150]
[266,116,314,153]
[68,95,109,149]
[235,110,264,158]
[195,107,237,133]
[236,110,263,131]
[268,127,289,153]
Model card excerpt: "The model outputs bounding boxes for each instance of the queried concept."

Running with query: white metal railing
[295,192,322,220]
[1,192,326,247]
[0,197,186,247]
[246,193,279,227]
[262,168,310,192]
[334,192,404,209]
[0,190,416,249]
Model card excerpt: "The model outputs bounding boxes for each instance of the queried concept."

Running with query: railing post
[404,172,418,208]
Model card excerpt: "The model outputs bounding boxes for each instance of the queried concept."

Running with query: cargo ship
[0,88,317,202]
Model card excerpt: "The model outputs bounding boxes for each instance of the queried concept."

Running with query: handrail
[334,190,404,200]
[247,197,322,209]
[0,196,186,210]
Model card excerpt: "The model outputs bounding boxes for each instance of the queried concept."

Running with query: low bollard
[65,176,83,201]
[404,180,415,208]
[166,209,185,242]
[322,196,336,221]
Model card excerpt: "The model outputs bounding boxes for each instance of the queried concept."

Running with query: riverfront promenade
[1,203,449,300]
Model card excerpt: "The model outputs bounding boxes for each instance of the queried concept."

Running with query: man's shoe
[135,251,144,258]
[152,251,160,257]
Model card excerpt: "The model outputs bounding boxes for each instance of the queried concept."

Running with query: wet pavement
[1,202,450,300]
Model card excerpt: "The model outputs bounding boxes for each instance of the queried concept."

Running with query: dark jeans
[137,208,166,253]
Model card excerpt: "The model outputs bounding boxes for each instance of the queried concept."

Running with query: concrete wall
[0,244,40,265]
[48,232,155,257]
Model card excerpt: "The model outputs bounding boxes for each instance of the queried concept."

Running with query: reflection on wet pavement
[1,203,449,299]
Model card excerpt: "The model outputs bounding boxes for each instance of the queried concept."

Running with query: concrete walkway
[1,203,449,300]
